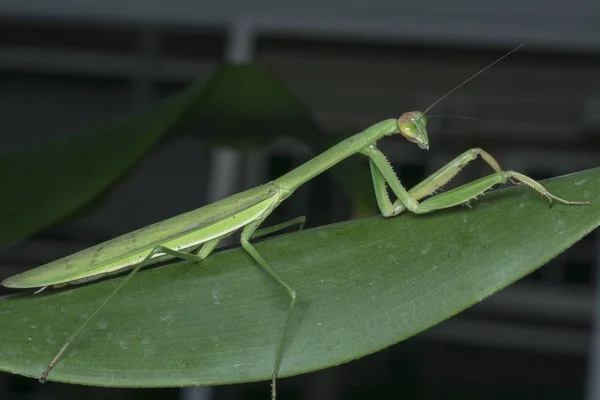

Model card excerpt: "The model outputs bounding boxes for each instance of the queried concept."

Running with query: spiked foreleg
[363,143,589,216]
[414,170,590,214]
[366,147,505,216]
[408,148,503,200]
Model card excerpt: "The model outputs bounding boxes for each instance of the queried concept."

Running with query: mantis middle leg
[239,210,306,400]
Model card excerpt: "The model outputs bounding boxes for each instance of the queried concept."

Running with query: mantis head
[397,111,429,150]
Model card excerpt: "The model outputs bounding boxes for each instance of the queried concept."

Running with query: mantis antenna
[422,44,524,116]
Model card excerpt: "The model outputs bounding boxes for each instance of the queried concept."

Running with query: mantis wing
[3,184,274,288]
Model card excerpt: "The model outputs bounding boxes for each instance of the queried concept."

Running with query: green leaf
[173,64,321,149]
[2,168,597,388]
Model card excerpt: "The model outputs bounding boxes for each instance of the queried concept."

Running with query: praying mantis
[1,45,591,400]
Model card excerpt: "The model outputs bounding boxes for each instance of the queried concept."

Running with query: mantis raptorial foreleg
[369,147,506,216]
[416,170,590,212]
[363,145,588,217]
[406,148,504,200]
[362,145,420,215]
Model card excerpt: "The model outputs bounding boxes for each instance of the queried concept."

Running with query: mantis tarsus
[1,45,591,399]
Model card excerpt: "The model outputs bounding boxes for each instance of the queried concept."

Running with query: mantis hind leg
[240,217,298,400]
[39,244,210,383]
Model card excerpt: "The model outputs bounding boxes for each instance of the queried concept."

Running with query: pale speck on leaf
[212,290,221,305]
[96,320,109,330]
[554,219,567,235]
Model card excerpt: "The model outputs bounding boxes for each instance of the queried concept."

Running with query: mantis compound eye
[397,111,429,150]
[399,121,419,138]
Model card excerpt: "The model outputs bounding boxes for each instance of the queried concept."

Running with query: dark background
[1,1,599,399]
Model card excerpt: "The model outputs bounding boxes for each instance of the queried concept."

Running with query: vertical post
[204,19,262,205]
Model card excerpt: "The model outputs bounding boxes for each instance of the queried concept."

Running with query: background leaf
[174,64,321,149]
[0,90,193,246]
[0,167,597,387]
[0,64,337,246]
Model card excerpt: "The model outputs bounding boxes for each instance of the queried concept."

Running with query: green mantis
[1,46,591,400]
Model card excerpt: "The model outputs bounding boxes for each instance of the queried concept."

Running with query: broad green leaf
[0,167,597,387]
